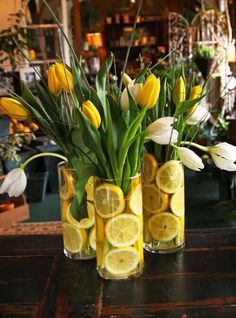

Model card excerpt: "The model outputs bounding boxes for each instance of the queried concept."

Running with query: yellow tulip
[172,76,186,106]
[137,74,160,109]
[187,85,202,116]
[54,62,74,92]
[48,64,62,95]
[82,100,101,129]
[0,97,30,121]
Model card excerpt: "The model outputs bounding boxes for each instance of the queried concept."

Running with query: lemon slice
[65,202,95,229]
[89,226,96,250]
[170,187,185,216]
[142,184,169,214]
[60,168,75,200]
[127,183,143,215]
[156,160,184,194]
[96,214,105,243]
[142,152,158,183]
[105,213,140,247]
[85,176,95,201]
[104,247,139,276]
[62,222,87,253]
[148,212,180,242]
[94,183,125,218]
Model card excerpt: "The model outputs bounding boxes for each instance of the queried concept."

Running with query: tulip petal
[178,147,204,171]
[0,168,27,197]
[186,105,210,125]
[211,154,236,171]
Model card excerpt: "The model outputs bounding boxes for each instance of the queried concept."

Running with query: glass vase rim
[95,173,141,183]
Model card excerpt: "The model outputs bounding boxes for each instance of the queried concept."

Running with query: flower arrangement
[0,0,236,216]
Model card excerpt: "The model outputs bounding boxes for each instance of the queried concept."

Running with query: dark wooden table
[0,227,236,318]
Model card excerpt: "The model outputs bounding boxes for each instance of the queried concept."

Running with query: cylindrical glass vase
[142,153,185,254]
[58,161,96,260]
[94,174,144,280]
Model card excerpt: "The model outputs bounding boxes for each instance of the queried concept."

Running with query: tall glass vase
[58,161,96,260]
[142,153,185,253]
[93,174,144,280]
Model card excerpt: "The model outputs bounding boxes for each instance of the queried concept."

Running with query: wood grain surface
[0,227,236,318]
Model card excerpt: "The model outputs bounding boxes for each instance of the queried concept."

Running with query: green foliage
[0,9,32,70]
[193,44,217,59]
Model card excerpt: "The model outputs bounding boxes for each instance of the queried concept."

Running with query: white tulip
[146,117,179,145]
[208,142,236,171]
[121,73,133,86]
[186,105,210,125]
[177,147,204,171]
[120,83,142,111]
[0,168,27,197]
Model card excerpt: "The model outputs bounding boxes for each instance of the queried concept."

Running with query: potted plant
[193,44,217,79]
[0,8,31,94]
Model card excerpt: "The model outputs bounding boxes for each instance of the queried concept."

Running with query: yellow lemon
[62,222,87,253]
[134,213,144,264]
[94,183,125,218]
[105,213,140,247]
[142,152,158,183]
[142,183,169,214]
[127,183,143,215]
[89,226,96,251]
[170,187,185,217]
[85,176,96,201]
[148,212,180,242]
[65,202,95,229]
[96,214,105,243]
[60,169,75,200]
[104,247,139,276]
[179,216,185,242]
[156,160,184,194]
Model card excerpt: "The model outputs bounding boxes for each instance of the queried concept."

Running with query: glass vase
[93,174,144,280]
[142,153,185,254]
[58,161,96,260]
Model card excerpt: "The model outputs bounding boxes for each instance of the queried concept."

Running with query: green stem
[118,0,143,93]
[20,152,67,170]
[180,141,208,152]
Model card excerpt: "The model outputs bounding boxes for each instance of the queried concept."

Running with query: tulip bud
[137,74,160,109]
[82,100,101,129]
[120,83,142,111]
[48,64,62,95]
[172,76,186,106]
[187,85,202,116]
[54,62,74,92]
[0,97,30,121]
[121,73,133,86]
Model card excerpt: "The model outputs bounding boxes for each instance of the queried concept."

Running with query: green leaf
[127,88,139,122]
[71,57,88,104]
[106,99,118,177]
[35,84,62,122]
[69,162,98,220]
[158,77,167,118]
[176,94,206,115]
[134,65,151,83]
[121,159,131,194]
[71,111,111,178]
[95,54,114,125]
[118,107,147,177]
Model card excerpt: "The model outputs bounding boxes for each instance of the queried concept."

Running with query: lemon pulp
[104,247,139,276]
[156,160,183,194]
[142,183,169,214]
[94,183,125,218]
[62,222,87,253]
[105,213,140,247]
[148,212,180,242]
